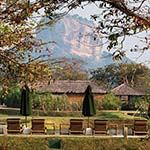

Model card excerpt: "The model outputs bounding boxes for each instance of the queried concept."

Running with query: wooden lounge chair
[133,120,149,135]
[7,118,22,134]
[31,119,47,134]
[69,119,84,135]
[93,120,108,135]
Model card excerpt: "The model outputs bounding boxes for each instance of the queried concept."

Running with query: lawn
[0,111,144,129]
[0,111,149,150]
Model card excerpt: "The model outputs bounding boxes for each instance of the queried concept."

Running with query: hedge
[0,108,138,118]
[0,109,83,117]
[0,136,150,150]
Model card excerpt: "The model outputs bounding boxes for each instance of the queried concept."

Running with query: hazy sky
[69,4,150,67]
[35,1,150,67]
[70,3,101,19]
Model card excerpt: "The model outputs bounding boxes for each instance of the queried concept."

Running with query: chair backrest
[134,120,148,132]
[94,120,107,131]
[7,118,20,132]
[31,119,45,131]
[70,119,83,131]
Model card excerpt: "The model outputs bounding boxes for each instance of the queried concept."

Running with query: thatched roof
[111,83,145,96]
[36,80,107,94]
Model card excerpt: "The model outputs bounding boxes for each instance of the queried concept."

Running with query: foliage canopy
[90,63,150,89]
[0,0,149,88]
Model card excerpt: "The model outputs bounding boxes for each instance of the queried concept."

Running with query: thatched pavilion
[36,80,107,103]
[111,83,145,103]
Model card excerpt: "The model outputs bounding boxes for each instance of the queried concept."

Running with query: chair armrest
[0,122,6,125]
[108,124,118,135]
[45,123,55,134]
[60,123,69,128]
[20,126,23,133]
[109,123,118,129]
[60,123,69,135]
[124,124,133,128]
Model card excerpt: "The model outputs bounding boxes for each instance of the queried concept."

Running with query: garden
[0,87,150,150]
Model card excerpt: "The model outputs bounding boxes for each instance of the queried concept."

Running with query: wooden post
[124,126,128,139]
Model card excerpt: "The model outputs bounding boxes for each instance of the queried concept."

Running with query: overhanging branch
[80,0,150,27]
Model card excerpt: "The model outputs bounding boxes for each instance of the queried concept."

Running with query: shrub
[0,86,21,108]
[70,102,82,111]
[134,96,150,118]
[95,99,103,110]
[30,92,70,113]
[102,93,121,110]
[0,136,150,150]
[121,103,131,110]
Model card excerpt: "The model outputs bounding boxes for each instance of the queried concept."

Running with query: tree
[119,63,150,89]
[0,0,59,89]
[147,104,150,119]
[134,95,150,118]
[102,93,121,110]
[90,63,150,89]
[51,57,88,80]
[90,64,120,88]
[0,0,149,88]
[32,0,149,57]
[30,92,69,113]
[0,85,20,107]
[66,1,150,56]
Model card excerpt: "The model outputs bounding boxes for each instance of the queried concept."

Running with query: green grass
[96,111,141,120]
[0,111,144,129]
[0,112,149,150]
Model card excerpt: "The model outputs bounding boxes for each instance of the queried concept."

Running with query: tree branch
[80,0,150,27]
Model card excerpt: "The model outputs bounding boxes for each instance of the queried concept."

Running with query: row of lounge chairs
[61,119,109,135]
[7,118,50,134]
[64,119,149,135]
[6,118,149,135]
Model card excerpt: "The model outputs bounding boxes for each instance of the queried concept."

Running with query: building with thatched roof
[111,83,145,103]
[36,80,107,103]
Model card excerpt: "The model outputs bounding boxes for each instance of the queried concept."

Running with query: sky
[68,3,150,68]
[70,3,101,19]
[34,1,150,68]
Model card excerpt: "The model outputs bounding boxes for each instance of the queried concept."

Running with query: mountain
[37,15,133,69]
